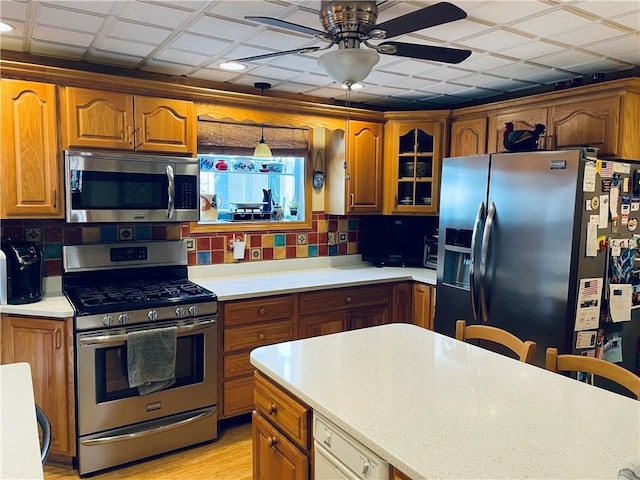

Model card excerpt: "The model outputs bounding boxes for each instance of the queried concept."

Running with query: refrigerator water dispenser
[442,228,472,289]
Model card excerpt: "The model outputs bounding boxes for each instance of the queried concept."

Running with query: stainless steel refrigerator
[435,149,640,391]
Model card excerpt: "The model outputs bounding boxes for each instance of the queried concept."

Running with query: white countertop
[0,362,45,480]
[0,256,435,317]
[250,323,640,480]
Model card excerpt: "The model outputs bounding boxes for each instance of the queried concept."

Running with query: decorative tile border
[0,212,360,275]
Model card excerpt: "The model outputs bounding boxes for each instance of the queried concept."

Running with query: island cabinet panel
[1,79,64,218]
[253,371,311,480]
[220,295,294,419]
[253,412,309,480]
[0,314,75,461]
[62,86,195,154]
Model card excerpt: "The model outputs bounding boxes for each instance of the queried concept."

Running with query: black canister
[0,240,44,304]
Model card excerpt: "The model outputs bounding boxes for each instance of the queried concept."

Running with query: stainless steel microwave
[64,150,200,223]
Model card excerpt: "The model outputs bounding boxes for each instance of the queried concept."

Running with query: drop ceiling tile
[98,37,157,57]
[571,2,640,18]
[154,48,210,66]
[418,82,473,95]
[85,49,144,68]
[186,14,261,40]
[460,29,534,52]
[451,86,504,99]
[0,36,25,50]
[30,40,87,59]
[242,28,313,51]
[498,40,565,60]
[532,48,603,69]
[159,1,210,12]
[511,9,596,37]
[361,70,406,85]
[208,1,288,21]
[415,19,494,43]
[414,66,477,82]
[455,54,513,72]
[279,6,323,29]
[569,58,635,74]
[253,65,308,80]
[1,1,28,20]
[37,5,105,33]
[487,61,556,79]
[271,81,319,94]
[190,67,244,83]
[42,1,116,15]
[283,72,330,86]
[466,1,552,25]
[269,54,319,72]
[552,23,627,46]
[388,76,439,90]
[119,2,193,29]
[347,85,409,97]
[108,20,172,44]
[609,10,640,30]
[143,59,195,76]
[33,25,94,47]
[168,33,230,55]
[584,33,640,60]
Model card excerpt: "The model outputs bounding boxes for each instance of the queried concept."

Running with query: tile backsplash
[0,212,359,277]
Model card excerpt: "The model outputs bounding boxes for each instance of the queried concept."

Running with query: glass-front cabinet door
[383,118,443,214]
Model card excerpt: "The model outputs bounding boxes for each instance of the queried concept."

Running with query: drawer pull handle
[258,308,267,315]
[268,404,278,415]
[345,296,352,303]
[267,436,277,448]
[258,333,265,340]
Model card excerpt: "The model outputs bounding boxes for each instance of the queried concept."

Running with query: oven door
[65,150,199,223]
[76,317,216,436]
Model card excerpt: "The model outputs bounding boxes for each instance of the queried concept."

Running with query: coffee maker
[0,240,44,304]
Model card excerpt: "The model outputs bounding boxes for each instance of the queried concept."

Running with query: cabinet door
[391,282,413,323]
[63,87,134,150]
[347,305,389,330]
[298,312,347,339]
[346,121,382,213]
[413,283,434,330]
[549,96,620,156]
[450,117,487,156]
[1,79,63,218]
[0,315,74,457]
[487,107,548,153]
[133,96,195,154]
[252,412,309,480]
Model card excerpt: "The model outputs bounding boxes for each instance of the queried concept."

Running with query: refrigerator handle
[470,202,485,321]
[479,202,496,323]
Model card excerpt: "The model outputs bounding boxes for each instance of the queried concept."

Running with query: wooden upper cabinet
[1,79,63,218]
[449,117,487,157]
[487,107,548,153]
[548,96,620,156]
[63,87,195,154]
[346,121,383,213]
[383,118,444,214]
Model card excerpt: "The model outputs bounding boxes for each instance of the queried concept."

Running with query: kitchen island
[250,323,639,479]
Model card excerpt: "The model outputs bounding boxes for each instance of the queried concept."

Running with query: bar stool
[455,319,536,363]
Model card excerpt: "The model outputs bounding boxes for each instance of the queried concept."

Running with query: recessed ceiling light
[0,22,14,32]
[220,61,246,71]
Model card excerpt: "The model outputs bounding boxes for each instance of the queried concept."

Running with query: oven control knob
[118,313,129,325]
[102,315,113,326]
[175,307,186,318]
[147,310,158,321]
[188,305,200,316]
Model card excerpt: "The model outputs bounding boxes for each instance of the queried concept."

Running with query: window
[194,119,311,231]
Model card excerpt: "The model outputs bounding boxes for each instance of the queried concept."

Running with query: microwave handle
[166,164,175,219]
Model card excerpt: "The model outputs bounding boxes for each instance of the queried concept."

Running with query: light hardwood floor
[44,421,252,480]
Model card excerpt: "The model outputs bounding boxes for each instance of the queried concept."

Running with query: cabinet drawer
[224,351,253,379]
[254,372,310,450]
[224,296,293,326]
[223,376,254,418]
[224,319,293,353]
[298,285,390,316]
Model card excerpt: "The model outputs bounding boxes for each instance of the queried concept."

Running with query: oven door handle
[166,164,175,219]
[78,319,216,346]
[80,410,215,446]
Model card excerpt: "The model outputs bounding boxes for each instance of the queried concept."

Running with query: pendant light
[253,82,272,158]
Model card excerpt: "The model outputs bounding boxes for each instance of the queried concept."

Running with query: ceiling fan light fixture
[318,48,380,87]
[341,82,363,90]
[220,61,246,71]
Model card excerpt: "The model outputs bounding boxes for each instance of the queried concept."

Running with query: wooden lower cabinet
[298,312,346,339]
[392,466,413,480]
[347,305,388,330]
[391,282,413,323]
[413,283,435,330]
[253,372,311,480]
[0,314,75,460]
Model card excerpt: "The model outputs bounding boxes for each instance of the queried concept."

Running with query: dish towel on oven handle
[127,326,178,395]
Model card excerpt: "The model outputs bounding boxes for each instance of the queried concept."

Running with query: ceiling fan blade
[378,42,471,64]
[245,16,326,37]
[373,2,467,39]
[228,46,323,63]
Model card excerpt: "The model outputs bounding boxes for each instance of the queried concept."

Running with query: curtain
[198,118,310,157]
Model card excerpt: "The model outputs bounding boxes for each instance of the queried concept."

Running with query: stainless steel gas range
[62,241,218,476]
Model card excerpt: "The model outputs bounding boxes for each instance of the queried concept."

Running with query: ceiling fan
[225,1,472,87]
